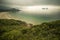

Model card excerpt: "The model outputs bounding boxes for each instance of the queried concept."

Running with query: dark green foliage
[0,19,60,40]
[0,19,27,26]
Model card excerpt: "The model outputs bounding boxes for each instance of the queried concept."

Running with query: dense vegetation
[0,19,60,40]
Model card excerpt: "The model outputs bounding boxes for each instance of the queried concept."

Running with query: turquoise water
[10,7,60,24]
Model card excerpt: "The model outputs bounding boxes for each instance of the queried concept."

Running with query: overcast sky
[0,0,60,6]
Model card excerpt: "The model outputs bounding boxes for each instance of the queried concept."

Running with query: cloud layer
[0,0,60,6]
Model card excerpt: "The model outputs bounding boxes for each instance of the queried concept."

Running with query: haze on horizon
[0,0,60,24]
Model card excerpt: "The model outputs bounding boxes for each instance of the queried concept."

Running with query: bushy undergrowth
[0,19,60,40]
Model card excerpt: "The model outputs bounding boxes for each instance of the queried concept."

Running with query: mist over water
[0,0,60,24]
[10,6,60,24]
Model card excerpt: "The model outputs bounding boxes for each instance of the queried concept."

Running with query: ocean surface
[9,6,60,24]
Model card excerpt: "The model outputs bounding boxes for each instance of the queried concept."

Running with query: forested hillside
[0,19,60,40]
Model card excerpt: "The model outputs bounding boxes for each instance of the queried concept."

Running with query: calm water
[10,6,60,24]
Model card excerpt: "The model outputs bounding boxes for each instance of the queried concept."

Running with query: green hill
[0,19,60,40]
[0,19,27,26]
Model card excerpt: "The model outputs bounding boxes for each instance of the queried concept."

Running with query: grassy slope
[0,19,60,40]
